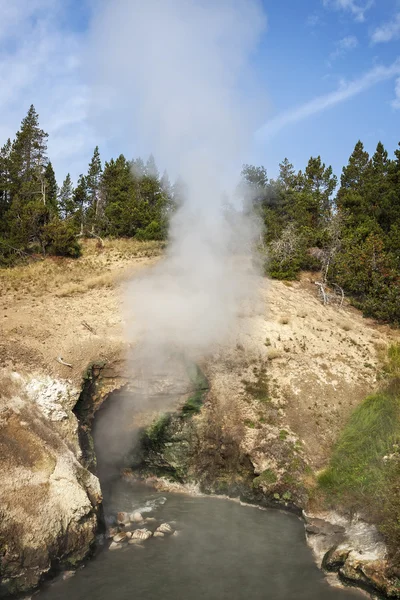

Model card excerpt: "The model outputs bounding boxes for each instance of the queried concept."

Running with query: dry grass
[0,238,164,298]
[279,316,290,325]
[267,349,283,361]
[339,320,353,332]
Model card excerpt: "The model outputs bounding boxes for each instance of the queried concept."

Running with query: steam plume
[88,1,267,481]
[89,0,266,356]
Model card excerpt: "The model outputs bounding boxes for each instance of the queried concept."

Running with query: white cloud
[307,14,320,27]
[256,58,400,139]
[0,0,96,184]
[323,0,373,22]
[329,35,358,62]
[371,13,400,44]
[392,77,400,109]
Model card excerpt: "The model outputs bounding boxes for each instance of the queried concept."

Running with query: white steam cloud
[88,0,266,396]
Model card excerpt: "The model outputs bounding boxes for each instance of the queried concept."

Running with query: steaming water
[37,477,364,600]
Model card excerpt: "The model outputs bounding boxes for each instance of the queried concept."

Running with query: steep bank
[0,244,398,597]
[0,241,160,597]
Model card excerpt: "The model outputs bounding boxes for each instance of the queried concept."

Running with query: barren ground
[0,241,398,469]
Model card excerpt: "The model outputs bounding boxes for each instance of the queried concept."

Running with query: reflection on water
[37,480,363,600]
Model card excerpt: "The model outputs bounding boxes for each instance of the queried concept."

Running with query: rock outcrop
[0,371,102,598]
[305,511,400,598]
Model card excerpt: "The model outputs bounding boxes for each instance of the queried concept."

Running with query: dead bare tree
[270,223,300,267]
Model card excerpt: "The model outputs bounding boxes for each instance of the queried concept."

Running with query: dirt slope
[0,243,398,597]
[0,246,397,468]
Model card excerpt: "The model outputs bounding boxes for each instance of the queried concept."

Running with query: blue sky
[0,0,399,184]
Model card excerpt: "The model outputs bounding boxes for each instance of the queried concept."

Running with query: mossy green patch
[252,468,277,488]
[182,363,209,415]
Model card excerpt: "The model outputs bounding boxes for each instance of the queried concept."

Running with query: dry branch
[81,320,96,334]
[56,357,73,368]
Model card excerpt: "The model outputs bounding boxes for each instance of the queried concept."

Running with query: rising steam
[88,0,267,479]
[89,0,266,355]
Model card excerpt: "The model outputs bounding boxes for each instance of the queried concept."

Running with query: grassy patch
[182,363,209,415]
[382,343,400,380]
[253,468,277,488]
[143,414,172,451]
[318,343,400,556]
[0,238,163,297]
[242,364,269,403]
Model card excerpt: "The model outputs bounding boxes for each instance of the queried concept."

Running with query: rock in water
[107,527,120,539]
[117,512,130,525]
[131,528,152,541]
[157,523,173,535]
[130,511,143,523]
[109,542,123,551]
[113,532,127,543]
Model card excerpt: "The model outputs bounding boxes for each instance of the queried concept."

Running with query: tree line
[1,105,399,326]
[0,105,176,262]
[242,140,400,325]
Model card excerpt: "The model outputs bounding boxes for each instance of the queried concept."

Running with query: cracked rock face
[0,371,102,598]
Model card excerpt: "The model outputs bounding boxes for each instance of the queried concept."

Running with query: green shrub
[135,220,166,241]
[42,219,81,258]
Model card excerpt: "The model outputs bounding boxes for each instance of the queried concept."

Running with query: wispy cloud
[0,0,95,183]
[306,14,320,27]
[371,13,400,44]
[256,59,400,139]
[322,0,373,23]
[328,35,358,63]
[393,78,400,109]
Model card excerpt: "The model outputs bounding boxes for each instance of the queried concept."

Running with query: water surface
[37,480,363,600]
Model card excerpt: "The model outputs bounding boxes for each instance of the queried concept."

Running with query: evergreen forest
[1,105,399,326]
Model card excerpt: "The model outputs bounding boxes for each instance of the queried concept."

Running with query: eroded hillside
[0,242,398,596]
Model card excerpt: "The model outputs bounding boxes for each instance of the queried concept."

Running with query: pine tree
[131,157,145,178]
[277,158,297,191]
[101,155,138,237]
[44,161,58,215]
[145,154,159,179]
[5,106,51,250]
[72,175,88,234]
[58,173,74,219]
[303,156,337,227]
[0,138,12,226]
[86,146,102,231]
[160,169,172,196]
[336,141,370,229]
[9,105,48,204]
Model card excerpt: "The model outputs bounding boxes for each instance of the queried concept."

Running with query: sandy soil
[0,245,398,468]
[0,241,159,386]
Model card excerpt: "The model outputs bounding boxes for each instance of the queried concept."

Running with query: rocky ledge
[305,511,400,598]
[0,359,130,599]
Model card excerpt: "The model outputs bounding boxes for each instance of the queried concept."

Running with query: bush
[135,220,166,241]
[41,220,81,258]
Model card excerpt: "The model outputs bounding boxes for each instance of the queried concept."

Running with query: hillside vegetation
[318,343,400,559]
[1,106,399,326]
